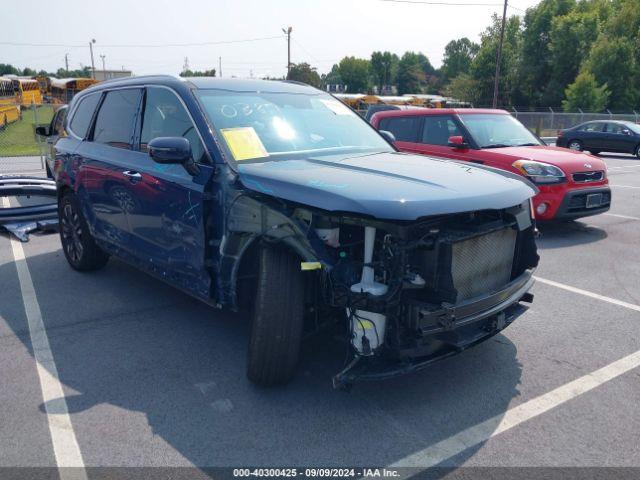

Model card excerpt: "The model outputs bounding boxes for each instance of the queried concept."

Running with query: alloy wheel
[61,203,84,263]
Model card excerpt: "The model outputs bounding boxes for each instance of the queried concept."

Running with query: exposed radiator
[451,228,517,301]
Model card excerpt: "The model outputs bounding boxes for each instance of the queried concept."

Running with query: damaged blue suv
[53,76,538,388]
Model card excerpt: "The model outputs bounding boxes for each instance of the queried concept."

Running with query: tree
[370,51,399,93]
[22,67,37,76]
[518,0,575,106]
[470,14,522,106]
[441,38,479,82]
[396,52,426,95]
[0,64,20,76]
[443,73,480,104]
[583,35,637,109]
[562,71,609,111]
[180,69,216,77]
[321,64,343,90]
[287,62,321,88]
[337,56,370,93]
[56,66,92,78]
[547,6,606,106]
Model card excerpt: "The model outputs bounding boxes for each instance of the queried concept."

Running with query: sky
[3,0,541,78]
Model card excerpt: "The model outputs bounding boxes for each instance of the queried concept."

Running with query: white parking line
[390,348,640,469]
[534,276,640,313]
[2,197,87,479]
[610,184,640,189]
[604,213,640,221]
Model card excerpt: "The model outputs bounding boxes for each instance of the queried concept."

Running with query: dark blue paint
[56,76,535,305]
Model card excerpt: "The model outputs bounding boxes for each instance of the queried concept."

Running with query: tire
[59,191,109,271]
[45,163,53,179]
[635,145,640,159]
[247,245,305,386]
[568,140,583,151]
[589,150,600,155]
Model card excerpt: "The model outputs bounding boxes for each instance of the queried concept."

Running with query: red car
[370,108,611,220]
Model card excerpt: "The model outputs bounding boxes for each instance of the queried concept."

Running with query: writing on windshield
[196,90,392,163]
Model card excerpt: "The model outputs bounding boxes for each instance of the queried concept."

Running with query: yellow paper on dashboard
[220,127,268,161]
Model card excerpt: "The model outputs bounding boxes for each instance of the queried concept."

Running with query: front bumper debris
[332,271,534,389]
[0,176,58,242]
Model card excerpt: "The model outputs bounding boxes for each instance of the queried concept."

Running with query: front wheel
[568,140,583,151]
[247,245,305,386]
[59,192,109,271]
[589,150,600,155]
[635,145,640,159]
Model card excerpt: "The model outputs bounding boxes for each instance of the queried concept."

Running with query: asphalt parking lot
[1,153,639,476]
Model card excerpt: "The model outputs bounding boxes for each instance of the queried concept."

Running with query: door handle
[122,170,142,179]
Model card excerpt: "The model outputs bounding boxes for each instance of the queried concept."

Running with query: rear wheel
[59,192,109,271]
[247,245,305,386]
[568,140,583,151]
[635,145,640,159]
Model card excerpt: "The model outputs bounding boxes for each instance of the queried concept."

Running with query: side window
[421,116,461,146]
[141,87,206,163]
[93,89,142,149]
[69,93,101,138]
[581,123,604,132]
[378,116,421,142]
[52,108,67,136]
[606,123,627,134]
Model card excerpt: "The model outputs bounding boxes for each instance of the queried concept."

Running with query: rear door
[76,88,143,249]
[377,115,423,153]
[124,86,213,295]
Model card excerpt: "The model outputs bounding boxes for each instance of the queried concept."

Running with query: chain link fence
[0,103,56,175]
[510,109,640,138]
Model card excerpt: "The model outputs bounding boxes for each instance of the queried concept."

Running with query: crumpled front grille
[451,228,517,301]
[572,171,604,183]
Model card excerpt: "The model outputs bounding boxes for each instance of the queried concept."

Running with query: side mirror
[148,137,199,176]
[448,135,468,149]
[35,126,49,137]
[379,130,396,144]
[622,129,631,136]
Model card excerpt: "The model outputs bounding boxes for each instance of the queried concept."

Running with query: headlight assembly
[512,160,566,184]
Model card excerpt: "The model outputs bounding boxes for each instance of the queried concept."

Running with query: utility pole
[100,54,106,72]
[219,56,222,77]
[64,53,69,72]
[492,0,508,108]
[89,39,96,79]
[282,26,292,78]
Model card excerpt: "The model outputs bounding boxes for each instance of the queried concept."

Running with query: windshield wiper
[516,143,540,147]
[482,143,510,149]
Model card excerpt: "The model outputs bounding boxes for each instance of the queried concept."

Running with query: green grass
[0,106,55,156]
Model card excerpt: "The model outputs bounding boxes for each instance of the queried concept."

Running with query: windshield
[623,122,640,134]
[458,114,542,148]
[196,89,393,165]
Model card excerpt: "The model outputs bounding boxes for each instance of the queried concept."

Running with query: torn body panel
[215,174,539,387]
[0,176,59,242]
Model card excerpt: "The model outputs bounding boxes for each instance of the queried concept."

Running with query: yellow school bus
[13,78,43,105]
[0,78,20,128]
[51,78,99,104]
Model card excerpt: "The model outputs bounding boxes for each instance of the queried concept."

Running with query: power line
[0,35,285,49]
[379,0,525,10]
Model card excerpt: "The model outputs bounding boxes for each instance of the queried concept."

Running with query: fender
[218,193,320,310]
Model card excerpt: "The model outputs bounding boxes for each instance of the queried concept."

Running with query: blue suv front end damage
[53,76,538,387]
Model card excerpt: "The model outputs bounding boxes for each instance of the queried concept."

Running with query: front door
[124,86,214,297]
[604,123,636,153]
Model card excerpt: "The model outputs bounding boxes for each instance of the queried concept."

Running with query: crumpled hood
[486,146,608,174]
[237,152,535,220]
